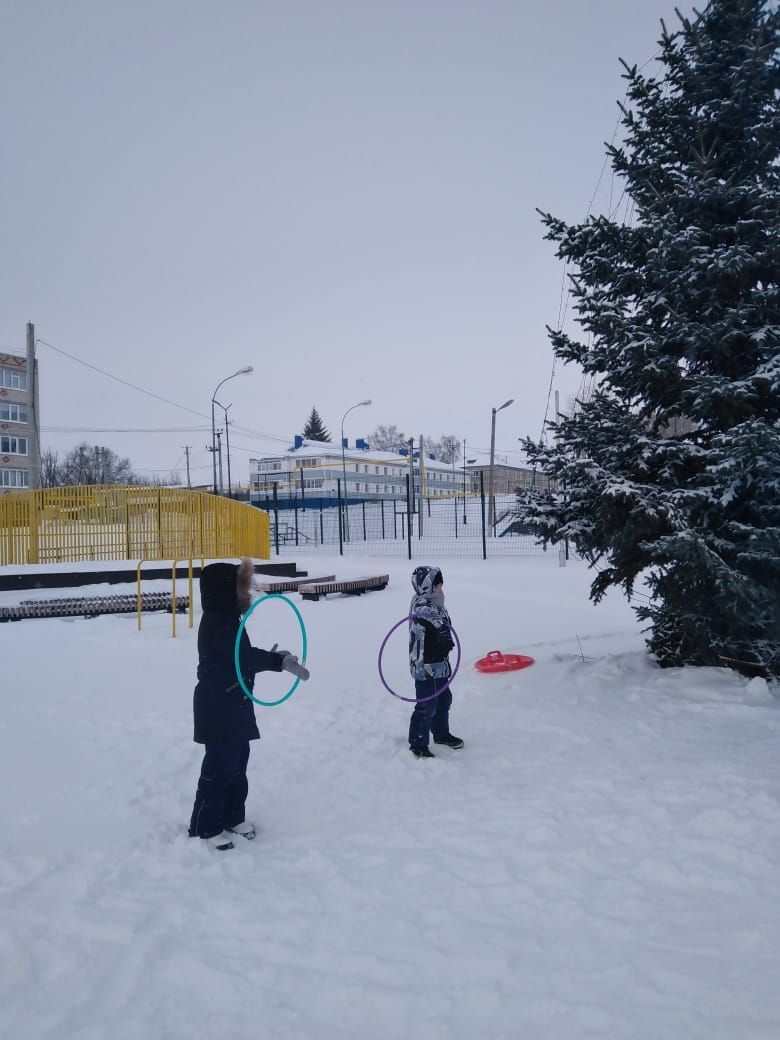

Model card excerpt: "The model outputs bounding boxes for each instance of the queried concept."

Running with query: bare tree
[435,435,461,464]
[369,425,462,461]
[40,447,61,487]
[59,443,136,485]
[369,424,407,451]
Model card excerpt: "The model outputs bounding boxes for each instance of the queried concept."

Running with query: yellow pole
[136,560,146,630]
[28,490,40,564]
[172,560,178,638]
[188,556,194,628]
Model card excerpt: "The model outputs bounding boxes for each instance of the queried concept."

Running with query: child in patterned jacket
[408,565,463,759]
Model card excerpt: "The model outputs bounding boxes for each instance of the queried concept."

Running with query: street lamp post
[340,399,372,541]
[214,401,233,496]
[211,366,252,494]
[488,398,514,534]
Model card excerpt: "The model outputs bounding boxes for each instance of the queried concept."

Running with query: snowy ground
[1,553,779,1040]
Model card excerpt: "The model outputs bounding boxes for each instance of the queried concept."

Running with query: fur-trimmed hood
[200,558,254,614]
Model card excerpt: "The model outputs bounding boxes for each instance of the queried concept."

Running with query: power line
[36,338,211,420]
[40,425,211,433]
[166,450,185,475]
[35,336,293,447]
[216,420,290,445]
[538,47,663,446]
[133,462,211,473]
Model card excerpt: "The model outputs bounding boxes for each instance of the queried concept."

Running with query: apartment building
[0,348,39,494]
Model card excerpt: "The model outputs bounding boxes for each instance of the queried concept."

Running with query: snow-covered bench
[254,575,336,594]
[0,593,188,622]
[297,576,389,602]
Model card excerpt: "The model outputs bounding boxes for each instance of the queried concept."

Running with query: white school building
[249,438,465,507]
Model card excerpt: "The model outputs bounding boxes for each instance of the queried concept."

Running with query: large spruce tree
[524,0,779,677]
[302,407,331,442]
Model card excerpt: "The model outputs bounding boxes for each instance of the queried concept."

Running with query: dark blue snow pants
[189,741,250,839]
[408,677,452,749]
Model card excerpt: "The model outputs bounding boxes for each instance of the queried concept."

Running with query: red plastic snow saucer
[475,650,535,674]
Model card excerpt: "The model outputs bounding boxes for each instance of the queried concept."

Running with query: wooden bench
[255,575,336,594]
[298,575,389,601]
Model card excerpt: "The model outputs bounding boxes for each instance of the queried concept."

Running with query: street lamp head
[496,398,514,412]
[342,398,372,427]
[236,365,253,375]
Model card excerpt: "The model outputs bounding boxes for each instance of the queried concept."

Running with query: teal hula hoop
[234,593,308,707]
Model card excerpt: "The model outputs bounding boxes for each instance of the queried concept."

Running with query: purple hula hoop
[377,611,462,703]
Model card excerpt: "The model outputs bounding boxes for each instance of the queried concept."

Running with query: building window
[383,467,388,475]
[0,368,27,391]
[0,403,27,423]
[0,436,27,455]
[0,468,28,487]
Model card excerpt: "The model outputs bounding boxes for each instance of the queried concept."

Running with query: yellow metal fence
[0,486,270,565]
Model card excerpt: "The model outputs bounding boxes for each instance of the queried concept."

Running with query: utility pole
[206,442,217,490]
[463,438,467,524]
[452,452,457,538]
[407,435,414,513]
[25,322,40,490]
[488,411,497,534]
[418,433,425,537]
[183,446,191,489]
[224,406,232,497]
[216,430,224,494]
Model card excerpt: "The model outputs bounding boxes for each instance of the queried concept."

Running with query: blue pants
[189,741,250,839]
[408,677,452,749]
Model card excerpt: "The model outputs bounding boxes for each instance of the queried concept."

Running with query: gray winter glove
[281,653,310,681]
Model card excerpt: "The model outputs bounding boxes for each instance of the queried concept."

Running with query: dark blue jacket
[193,563,284,744]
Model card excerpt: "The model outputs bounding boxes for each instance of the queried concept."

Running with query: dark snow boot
[433,734,464,749]
[411,746,435,759]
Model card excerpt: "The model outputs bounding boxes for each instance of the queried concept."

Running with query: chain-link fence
[253,474,567,561]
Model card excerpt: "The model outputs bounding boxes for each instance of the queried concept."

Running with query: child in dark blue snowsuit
[188,559,309,850]
[408,565,463,758]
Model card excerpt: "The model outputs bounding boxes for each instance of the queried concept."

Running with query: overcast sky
[0,0,694,483]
